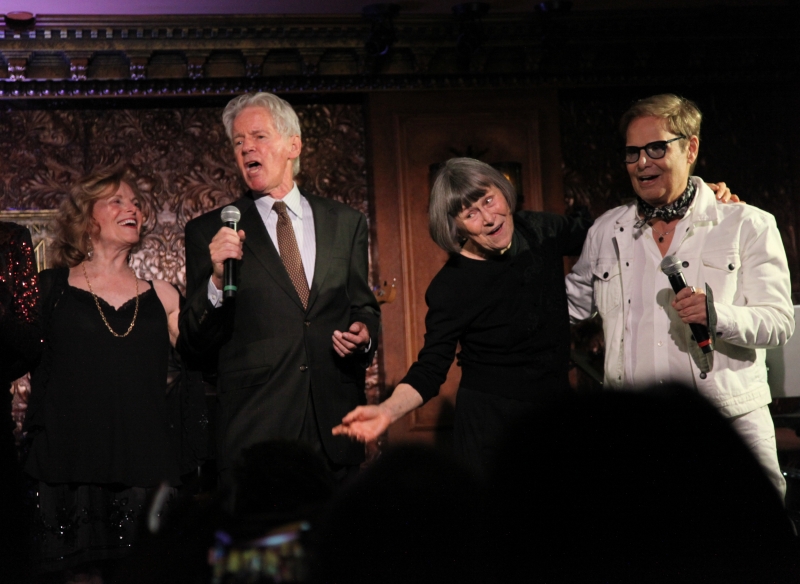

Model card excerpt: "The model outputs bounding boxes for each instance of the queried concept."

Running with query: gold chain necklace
[82,262,139,338]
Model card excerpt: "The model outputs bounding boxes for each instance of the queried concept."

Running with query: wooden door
[368,89,565,447]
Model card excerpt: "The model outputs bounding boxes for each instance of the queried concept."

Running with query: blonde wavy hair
[50,168,145,268]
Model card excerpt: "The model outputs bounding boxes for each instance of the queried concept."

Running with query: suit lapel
[307,194,336,312]
[239,198,305,310]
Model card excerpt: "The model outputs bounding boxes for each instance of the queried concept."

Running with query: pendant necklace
[82,262,140,338]
[651,224,676,243]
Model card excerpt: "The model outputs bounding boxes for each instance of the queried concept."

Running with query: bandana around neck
[634,180,696,229]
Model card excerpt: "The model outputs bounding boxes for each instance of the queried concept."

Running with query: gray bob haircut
[429,158,517,254]
[222,92,302,176]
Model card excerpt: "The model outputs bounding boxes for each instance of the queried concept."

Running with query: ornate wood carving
[0,101,370,287]
[0,9,793,96]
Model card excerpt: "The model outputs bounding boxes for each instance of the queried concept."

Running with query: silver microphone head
[221,205,241,224]
[660,255,682,277]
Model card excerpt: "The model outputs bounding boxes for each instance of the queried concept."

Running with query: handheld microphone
[221,205,242,300]
[660,255,713,354]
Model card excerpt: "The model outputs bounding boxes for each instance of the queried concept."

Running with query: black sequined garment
[0,222,42,387]
[0,222,42,581]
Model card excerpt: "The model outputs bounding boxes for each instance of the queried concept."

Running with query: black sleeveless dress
[24,267,179,572]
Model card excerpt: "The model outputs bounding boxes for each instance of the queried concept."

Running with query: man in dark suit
[179,92,380,484]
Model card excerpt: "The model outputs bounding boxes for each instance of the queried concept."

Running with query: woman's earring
[86,236,94,261]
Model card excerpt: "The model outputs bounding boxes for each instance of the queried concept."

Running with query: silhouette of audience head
[487,383,797,583]
[231,439,337,526]
[313,443,488,583]
[116,440,338,584]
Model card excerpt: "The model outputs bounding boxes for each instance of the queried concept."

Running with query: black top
[401,210,590,404]
[24,268,179,487]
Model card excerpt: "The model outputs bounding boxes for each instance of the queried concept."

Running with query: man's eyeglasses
[622,135,686,164]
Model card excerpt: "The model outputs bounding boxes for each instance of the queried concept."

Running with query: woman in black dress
[24,169,181,582]
[333,158,590,473]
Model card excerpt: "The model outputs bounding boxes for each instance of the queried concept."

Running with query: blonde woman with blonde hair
[24,168,182,581]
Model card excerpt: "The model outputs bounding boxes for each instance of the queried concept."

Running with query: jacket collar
[685,176,719,224]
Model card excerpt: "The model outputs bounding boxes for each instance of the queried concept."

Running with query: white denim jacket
[566,177,794,418]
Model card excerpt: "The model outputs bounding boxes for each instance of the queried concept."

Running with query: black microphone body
[660,255,713,354]
[221,206,242,300]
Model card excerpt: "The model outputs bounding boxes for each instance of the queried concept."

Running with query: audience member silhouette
[229,439,338,533]
[117,440,337,584]
[486,383,798,583]
[312,444,488,584]
[121,390,798,584]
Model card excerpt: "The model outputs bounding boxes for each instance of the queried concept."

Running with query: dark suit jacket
[179,190,380,471]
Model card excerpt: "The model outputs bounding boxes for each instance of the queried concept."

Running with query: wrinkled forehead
[233,106,281,135]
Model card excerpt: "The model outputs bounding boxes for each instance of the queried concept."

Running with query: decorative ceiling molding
[0,9,794,97]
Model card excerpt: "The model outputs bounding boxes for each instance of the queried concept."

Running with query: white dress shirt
[208,183,316,305]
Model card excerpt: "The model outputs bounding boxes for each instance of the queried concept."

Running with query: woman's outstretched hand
[332,382,425,443]
[332,405,393,443]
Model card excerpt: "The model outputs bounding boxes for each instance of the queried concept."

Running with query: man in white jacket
[566,94,794,496]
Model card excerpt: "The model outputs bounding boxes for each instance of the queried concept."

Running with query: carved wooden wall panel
[0,100,370,286]
[0,9,794,95]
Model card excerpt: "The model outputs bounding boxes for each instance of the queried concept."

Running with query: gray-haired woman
[334,157,591,472]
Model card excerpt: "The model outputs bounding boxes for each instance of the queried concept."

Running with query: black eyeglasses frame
[622,135,687,164]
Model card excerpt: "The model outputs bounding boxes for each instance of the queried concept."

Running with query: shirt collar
[262,183,304,219]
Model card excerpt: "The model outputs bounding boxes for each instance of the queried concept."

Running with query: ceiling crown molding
[0,9,794,98]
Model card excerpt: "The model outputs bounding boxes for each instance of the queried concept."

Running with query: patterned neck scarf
[634,180,696,229]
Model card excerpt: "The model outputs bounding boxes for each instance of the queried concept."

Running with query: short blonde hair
[50,168,145,268]
[620,94,702,143]
[620,94,702,172]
